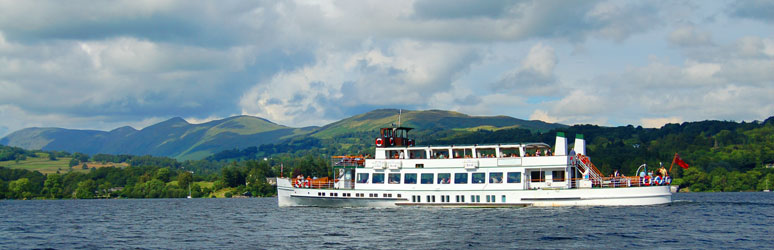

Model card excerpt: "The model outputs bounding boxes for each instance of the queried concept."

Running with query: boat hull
[277,178,671,207]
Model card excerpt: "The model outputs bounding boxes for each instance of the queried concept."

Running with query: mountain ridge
[0,109,566,160]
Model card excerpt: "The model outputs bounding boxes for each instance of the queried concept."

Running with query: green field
[0,153,72,174]
[0,153,127,174]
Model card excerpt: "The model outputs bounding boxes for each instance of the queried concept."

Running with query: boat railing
[569,176,671,188]
[291,178,355,189]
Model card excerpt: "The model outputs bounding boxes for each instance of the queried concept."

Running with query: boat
[277,126,672,207]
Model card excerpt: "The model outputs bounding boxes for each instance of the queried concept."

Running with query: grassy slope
[311,109,564,139]
[0,153,128,174]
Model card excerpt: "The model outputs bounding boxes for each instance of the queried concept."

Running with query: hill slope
[312,109,564,139]
[0,116,313,160]
[0,109,565,160]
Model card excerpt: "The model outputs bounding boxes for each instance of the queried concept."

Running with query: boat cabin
[375,127,415,148]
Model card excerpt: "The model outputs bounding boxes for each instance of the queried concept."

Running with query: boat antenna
[398,109,402,127]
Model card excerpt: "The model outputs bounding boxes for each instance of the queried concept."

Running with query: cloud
[728,0,774,22]
[239,40,482,126]
[640,117,683,128]
[492,43,558,95]
[0,0,772,138]
[668,24,713,47]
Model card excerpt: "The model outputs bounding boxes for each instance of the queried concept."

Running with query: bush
[224,191,232,198]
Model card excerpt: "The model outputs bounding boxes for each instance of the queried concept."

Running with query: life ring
[375,137,384,147]
[294,179,302,188]
[654,176,663,185]
[389,137,395,146]
[642,176,651,186]
[664,176,672,185]
[303,180,311,188]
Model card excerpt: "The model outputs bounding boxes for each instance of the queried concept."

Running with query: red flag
[675,154,690,169]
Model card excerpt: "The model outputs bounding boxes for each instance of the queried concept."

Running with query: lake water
[1,192,773,249]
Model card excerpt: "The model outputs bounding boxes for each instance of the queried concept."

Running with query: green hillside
[311,109,565,139]
[0,115,315,160]
[0,109,563,160]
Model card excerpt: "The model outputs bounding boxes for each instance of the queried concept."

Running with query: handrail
[575,154,603,185]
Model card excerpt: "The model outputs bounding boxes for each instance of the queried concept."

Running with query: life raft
[653,176,663,185]
[294,179,311,188]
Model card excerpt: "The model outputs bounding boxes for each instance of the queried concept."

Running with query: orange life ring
[642,176,651,186]
[375,137,383,147]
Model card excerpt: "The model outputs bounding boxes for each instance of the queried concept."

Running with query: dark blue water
[1,192,773,249]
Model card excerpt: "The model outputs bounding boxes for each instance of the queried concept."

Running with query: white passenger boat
[277,126,672,207]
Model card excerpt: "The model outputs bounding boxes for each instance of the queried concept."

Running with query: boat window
[395,129,406,138]
[437,173,451,184]
[454,173,468,184]
[500,147,520,158]
[472,173,485,184]
[373,173,385,184]
[453,148,472,158]
[388,150,404,159]
[388,173,401,184]
[530,171,544,182]
[421,173,434,184]
[489,172,503,184]
[405,173,417,184]
[431,149,449,159]
[476,148,496,158]
[552,171,565,181]
[383,129,392,138]
[507,172,522,183]
[409,150,426,159]
[356,173,369,184]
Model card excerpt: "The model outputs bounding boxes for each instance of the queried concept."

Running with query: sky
[0,0,773,137]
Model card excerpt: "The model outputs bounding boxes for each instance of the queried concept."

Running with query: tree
[154,168,171,183]
[177,171,193,189]
[81,163,89,170]
[9,178,33,199]
[74,179,97,199]
[43,174,64,199]
[69,158,79,168]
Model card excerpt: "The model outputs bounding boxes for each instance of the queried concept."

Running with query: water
[1,192,773,249]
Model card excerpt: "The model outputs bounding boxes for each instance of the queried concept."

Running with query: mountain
[311,109,564,139]
[0,109,565,160]
[0,115,314,160]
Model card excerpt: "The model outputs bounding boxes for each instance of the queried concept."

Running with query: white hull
[277,178,671,207]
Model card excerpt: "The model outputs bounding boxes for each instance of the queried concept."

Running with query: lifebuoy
[642,176,651,186]
[389,137,395,146]
[294,179,302,188]
[664,176,672,185]
[303,180,311,188]
[654,176,663,185]
[375,137,384,147]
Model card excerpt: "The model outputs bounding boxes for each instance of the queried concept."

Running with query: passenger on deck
[546,149,552,156]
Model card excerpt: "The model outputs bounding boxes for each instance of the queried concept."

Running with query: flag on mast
[674,154,689,169]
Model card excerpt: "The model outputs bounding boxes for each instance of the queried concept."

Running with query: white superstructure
[277,128,672,207]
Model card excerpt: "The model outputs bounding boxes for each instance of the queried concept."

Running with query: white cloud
[668,24,713,47]
[0,0,772,138]
[640,117,683,128]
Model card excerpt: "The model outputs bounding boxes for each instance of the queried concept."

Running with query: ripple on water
[1,193,774,248]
